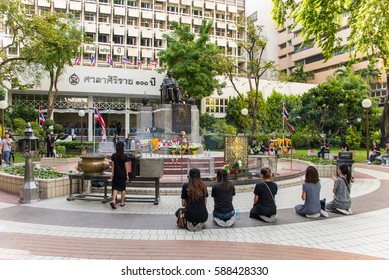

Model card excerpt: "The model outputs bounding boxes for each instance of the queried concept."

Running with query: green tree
[0,0,35,90]
[219,18,275,138]
[157,20,225,100]
[210,119,237,135]
[271,0,389,145]
[288,64,313,83]
[10,103,38,123]
[262,91,285,134]
[298,72,373,140]
[20,12,84,119]
[199,113,217,134]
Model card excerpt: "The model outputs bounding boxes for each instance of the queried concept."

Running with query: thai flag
[107,54,113,66]
[93,104,106,130]
[122,57,132,65]
[283,103,289,122]
[150,59,158,67]
[90,55,96,66]
[136,58,142,66]
[74,55,81,65]
[39,110,45,124]
[287,123,295,133]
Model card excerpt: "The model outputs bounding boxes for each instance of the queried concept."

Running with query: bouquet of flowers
[169,142,179,150]
[232,160,243,170]
[189,143,200,151]
[177,144,186,152]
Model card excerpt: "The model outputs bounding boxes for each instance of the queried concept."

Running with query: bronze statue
[160,70,183,104]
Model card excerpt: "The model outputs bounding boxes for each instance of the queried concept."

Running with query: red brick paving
[0,233,381,260]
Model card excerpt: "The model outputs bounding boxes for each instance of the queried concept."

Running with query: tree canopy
[271,0,389,142]
[219,18,276,137]
[21,12,84,119]
[0,0,34,90]
[157,20,225,100]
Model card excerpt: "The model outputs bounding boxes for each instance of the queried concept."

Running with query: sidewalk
[0,163,388,260]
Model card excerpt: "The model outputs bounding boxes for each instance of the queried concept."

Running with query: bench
[67,173,160,205]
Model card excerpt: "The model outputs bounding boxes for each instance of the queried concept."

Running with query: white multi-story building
[1,0,317,139]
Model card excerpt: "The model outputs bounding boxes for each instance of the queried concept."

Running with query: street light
[0,100,7,139]
[362,98,372,160]
[78,110,85,151]
[241,108,248,136]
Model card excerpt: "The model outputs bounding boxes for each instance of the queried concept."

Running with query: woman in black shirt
[110,141,129,209]
[176,168,208,231]
[249,167,278,223]
[211,169,236,227]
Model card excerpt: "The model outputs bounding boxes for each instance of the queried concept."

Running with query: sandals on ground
[110,202,117,209]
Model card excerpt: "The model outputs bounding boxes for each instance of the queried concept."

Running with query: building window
[98,34,109,43]
[154,20,163,29]
[127,36,136,45]
[167,5,178,13]
[113,16,124,24]
[99,14,110,23]
[140,38,150,47]
[294,40,314,53]
[192,9,202,17]
[114,0,124,5]
[85,32,96,42]
[216,13,225,20]
[127,17,137,26]
[154,39,162,48]
[84,12,96,22]
[140,2,152,10]
[113,35,123,44]
[141,19,150,27]
[205,98,229,114]
[127,1,137,7]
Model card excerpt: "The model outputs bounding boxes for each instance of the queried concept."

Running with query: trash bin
[336,151,354,177]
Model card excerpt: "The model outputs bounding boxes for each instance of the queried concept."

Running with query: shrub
[346,127,362,150]
[55,145,66,155]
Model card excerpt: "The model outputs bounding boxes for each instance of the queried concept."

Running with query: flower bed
[0,165,75,199]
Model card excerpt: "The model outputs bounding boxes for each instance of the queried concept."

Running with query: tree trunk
[46,82,54,119]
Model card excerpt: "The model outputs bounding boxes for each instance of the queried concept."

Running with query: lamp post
[18,123,40,203]
[78,110,85,151]
[241,108,248,136]
[0,100,7,139]
[362,99,372,160]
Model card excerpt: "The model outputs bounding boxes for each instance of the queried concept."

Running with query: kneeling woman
[249,167,278,223]
[326,164,352,215]
[176,168,208,231]
[211,169,236,227]
[295,166,323,217]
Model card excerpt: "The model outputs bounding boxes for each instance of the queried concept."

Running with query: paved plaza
[0,161,388,260]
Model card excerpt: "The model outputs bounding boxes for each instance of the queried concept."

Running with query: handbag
[176,208,186,229]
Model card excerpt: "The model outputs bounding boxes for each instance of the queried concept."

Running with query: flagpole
[93,106,96,153]
[282,102,285,155]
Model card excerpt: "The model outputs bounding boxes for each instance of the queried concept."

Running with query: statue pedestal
[153,104,173,133]
[136,106,153,133]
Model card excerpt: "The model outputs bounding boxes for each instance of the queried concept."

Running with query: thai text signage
[33,66,164,97]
